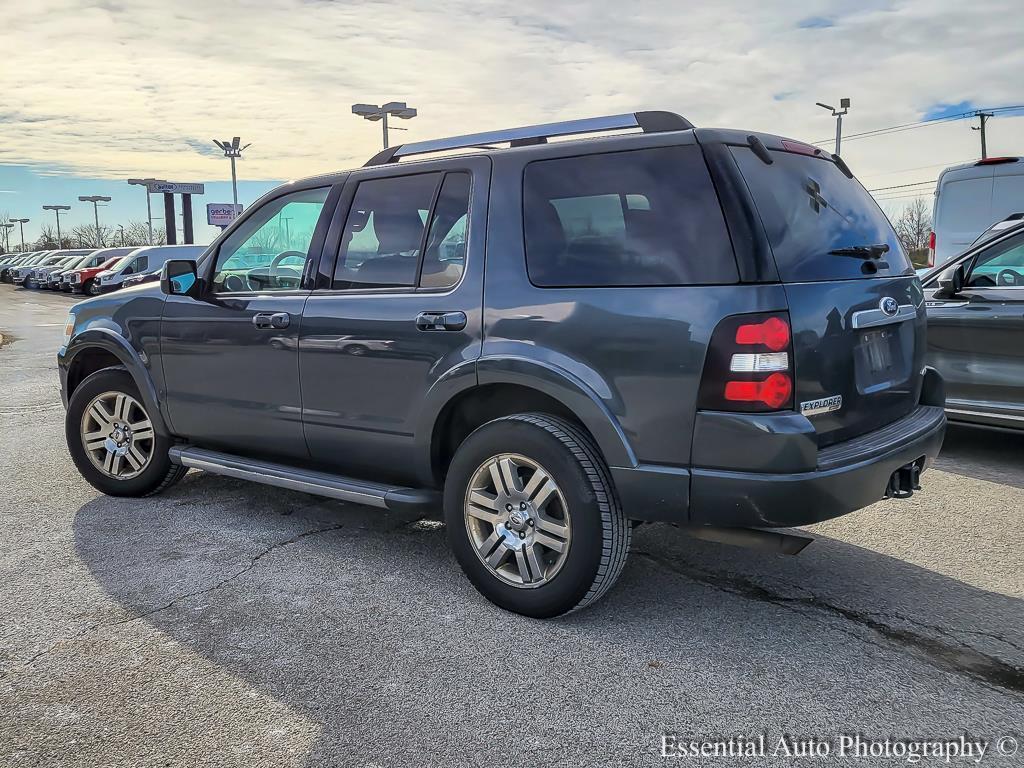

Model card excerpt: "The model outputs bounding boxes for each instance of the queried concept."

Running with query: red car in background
[66,256,121,295]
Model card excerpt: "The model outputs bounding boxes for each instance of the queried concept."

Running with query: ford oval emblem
[880,297,899,316]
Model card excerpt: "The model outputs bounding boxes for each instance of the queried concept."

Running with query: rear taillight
[698,312,795,413]
[927,231,936,267]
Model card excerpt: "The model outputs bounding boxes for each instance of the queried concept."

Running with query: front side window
[968,234,1024,288]
[212,186,330,293]
[523,146,737,287]
[333,171,471,290]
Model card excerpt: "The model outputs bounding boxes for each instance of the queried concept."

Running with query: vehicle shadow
[71,471,1024,765]
[935,422,1024,489]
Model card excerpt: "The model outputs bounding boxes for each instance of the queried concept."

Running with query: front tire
[66,368,185,497]
[444,413,630,618]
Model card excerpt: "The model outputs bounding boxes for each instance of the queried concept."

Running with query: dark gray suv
[59,111,946,617]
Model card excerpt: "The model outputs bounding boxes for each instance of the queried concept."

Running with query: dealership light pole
[42,204,71,248]
[213,137,250,219]
[816,98,851,155]
[78,195,112,247]
[10,218,29,251]
[352,102,417,149]
[127,178,165,244]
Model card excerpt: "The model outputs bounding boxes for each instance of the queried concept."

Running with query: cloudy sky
[2,0,1022,245]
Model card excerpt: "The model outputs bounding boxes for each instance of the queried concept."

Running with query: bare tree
[0,211,10,253]
[121,220,166,246]
[34,225,74,249]
[889,197,932,267]
[71,223,114,249]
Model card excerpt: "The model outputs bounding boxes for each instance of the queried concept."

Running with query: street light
[78,195,112,247]
[10,218,29,251]
[1,223,12,252]
[212,137,251,219]
[42,204,71,248]
[128,178,166,244]
[352,101,417,149]
[816,98,851,155]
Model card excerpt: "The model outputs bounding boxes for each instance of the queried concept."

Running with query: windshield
[107,254,137,271]
[731,147,913,281]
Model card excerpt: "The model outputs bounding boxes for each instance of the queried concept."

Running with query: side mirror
[161,260,199,297]
[935,263,966,298]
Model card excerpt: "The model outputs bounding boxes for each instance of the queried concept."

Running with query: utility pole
[352,102,418,149]
[78,195,112,246]
[816,98,851,155]
[972,111,994,159]
[213,137,250,220]
[128,178,166,245]
[10,218,29,251]
[42,205,71,248]
[117,224,125,247]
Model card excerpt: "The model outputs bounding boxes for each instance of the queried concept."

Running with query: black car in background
[922,220,1024,430]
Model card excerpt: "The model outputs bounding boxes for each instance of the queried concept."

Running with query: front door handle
[253,312,290,329]
[416,311,467,331]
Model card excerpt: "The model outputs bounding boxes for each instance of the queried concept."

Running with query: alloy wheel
[80,391,155,479]
[464,453,571,588]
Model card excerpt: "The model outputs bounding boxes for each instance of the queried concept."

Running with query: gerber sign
[206,203,243,226]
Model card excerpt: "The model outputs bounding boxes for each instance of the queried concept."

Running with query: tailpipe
[681,525,813,555]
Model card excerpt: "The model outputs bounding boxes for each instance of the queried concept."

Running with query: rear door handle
[253,312,290,329]
[416,311,467,331]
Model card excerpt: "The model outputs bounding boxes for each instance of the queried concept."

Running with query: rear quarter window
[731,147,912,281]
[523,146,737,287]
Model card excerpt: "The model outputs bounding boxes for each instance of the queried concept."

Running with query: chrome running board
[169,445,438,513]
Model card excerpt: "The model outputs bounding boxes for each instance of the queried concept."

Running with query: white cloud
[2,0,1022,208]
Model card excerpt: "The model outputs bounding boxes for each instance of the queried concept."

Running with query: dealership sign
[207,203,243,226]
[146,181,205,195]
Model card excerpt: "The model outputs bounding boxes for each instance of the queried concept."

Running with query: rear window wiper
[828,243,890,260]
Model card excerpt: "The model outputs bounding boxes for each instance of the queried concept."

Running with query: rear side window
[731,147,911,281]
[523,146,737,287]
[334,171,471,290]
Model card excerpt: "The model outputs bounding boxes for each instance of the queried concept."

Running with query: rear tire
[444,413,630,618]
[66,368,186,497]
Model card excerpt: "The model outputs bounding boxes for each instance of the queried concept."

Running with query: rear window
[523,146,737,287]
[731,147,912,281]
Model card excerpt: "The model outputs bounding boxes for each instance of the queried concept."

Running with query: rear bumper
[613,367,947,527]
[688,405,945,527]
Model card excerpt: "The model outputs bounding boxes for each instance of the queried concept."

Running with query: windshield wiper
[828,243,890,260]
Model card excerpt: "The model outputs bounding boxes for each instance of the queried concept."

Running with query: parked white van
[91,244,208,294]
[930,157,1024,266]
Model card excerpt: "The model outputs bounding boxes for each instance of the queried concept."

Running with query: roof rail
[364,110,693,166]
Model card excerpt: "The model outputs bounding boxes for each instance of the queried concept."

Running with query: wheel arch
[423,357,637,487]
[62,329,170,437]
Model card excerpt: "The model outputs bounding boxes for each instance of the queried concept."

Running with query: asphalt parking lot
[1,284,1021,767]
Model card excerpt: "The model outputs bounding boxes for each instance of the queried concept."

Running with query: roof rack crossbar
[364,111,692,166]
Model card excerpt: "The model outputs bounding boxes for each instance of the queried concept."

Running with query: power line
[814,104,1024,146]
[867,180,937,193]
[859,158,976,179]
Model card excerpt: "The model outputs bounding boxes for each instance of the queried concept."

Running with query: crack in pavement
[16,522,346,670]
[635,550,1024,697]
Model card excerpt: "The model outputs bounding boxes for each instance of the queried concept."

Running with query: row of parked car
[0,244,205,294]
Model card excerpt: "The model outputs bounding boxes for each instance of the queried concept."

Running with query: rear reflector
[724,373,793,409]
[735,317,790,351]
[730,352,789,372]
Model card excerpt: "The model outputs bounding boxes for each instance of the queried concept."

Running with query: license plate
[861,329,895,373]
